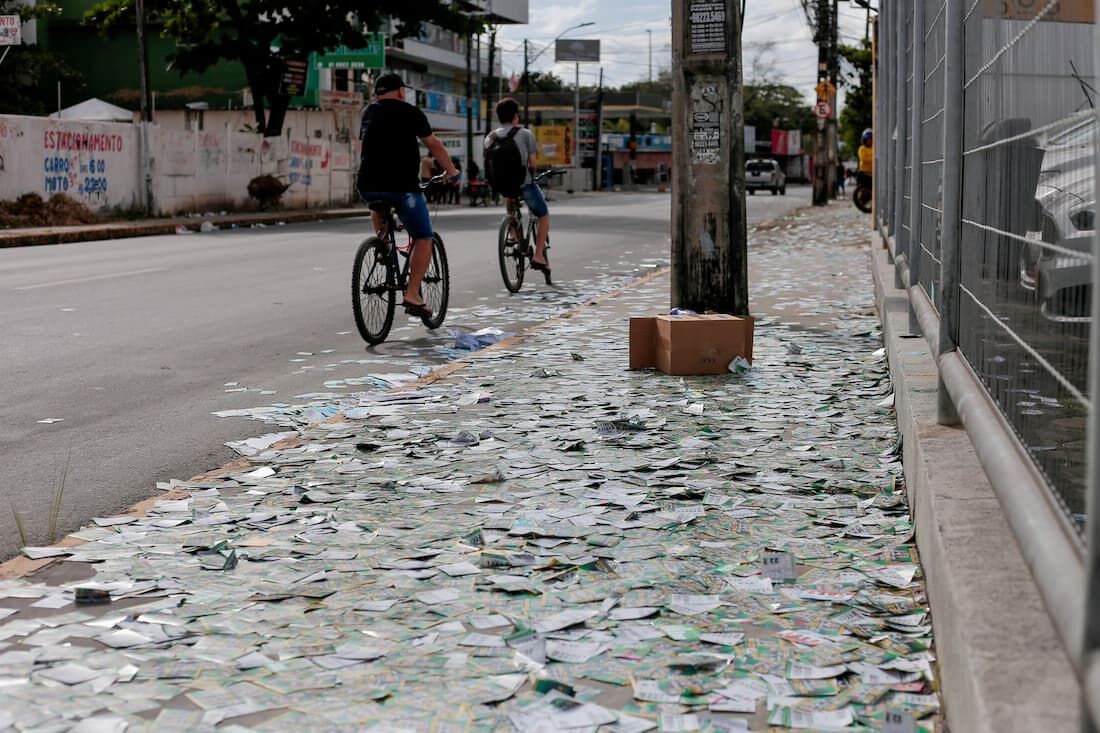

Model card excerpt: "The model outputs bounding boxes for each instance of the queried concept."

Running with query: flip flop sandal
[403,301,433,318]
[529,260,552,284]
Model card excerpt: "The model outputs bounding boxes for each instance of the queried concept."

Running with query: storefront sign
[319,90,364,110]
[316,34,386,69]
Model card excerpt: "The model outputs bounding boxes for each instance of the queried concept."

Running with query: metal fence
[873,0,1098,719]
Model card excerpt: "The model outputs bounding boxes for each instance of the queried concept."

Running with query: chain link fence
[873,0,1098,714]
[876,0,1095,525]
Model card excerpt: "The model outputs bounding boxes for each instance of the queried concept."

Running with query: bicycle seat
[367,201,392,214]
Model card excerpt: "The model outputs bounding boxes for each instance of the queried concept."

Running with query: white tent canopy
[50,98,134,123]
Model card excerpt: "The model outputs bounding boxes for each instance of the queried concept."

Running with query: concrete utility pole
[135,0,155,213]
[811,0,835,206]
[466,33,473,178]
[484,28,496,135]
[670,0,748,315]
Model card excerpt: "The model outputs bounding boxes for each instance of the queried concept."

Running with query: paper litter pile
[0,207,938,732]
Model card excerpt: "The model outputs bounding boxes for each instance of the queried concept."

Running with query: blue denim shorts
[520,183,549,218]
[359,191,433,240]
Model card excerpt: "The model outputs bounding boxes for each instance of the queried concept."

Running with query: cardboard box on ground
[629,314,754,376]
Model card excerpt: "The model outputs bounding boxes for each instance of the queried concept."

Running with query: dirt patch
[0,193,100,229]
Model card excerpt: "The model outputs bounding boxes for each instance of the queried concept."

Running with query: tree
[618,69,673,97]
[0,2,85,115]
[85,0,483,134]
[838,40,872,157]
[743,83,816,140]
[525,71,566,93]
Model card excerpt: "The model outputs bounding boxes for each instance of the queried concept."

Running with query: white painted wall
[0,115,142,211]
[0,109,362,216]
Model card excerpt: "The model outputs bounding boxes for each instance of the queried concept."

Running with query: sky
[493,0,874,104]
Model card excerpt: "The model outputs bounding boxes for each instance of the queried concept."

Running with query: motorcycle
[853,172,873,213]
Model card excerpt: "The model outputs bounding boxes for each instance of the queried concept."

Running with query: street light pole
[647,29,652,83]
[574,61,580,168]
[522,21,594,126]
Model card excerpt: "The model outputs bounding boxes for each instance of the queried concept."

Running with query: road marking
[15,267,166,291]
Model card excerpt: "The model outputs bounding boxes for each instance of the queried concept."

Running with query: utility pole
[573,62,580,172]
[523,39,530,124]
[135,0,154,213]
[811,0,833,206]
[647,29,653,83]
[484,27,496,135]
[594,67,604,190]
[671,0,747,314]
[466,33,473,181]
[828,0,839,200]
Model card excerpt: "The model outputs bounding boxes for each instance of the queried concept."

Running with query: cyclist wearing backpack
[358,73,458,319]
[485,98,551,276]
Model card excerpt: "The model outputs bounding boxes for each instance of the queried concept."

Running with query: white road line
[15,267,167,291]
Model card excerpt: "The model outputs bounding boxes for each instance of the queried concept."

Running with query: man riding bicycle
[485,98,551,277]
[358,72,458,319]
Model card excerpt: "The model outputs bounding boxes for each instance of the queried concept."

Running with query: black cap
[374,73,406,96]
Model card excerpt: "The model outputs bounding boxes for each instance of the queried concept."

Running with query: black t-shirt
[358,99,433,193]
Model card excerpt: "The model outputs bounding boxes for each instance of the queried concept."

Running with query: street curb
[0,264,670,580]
[870,232,1078,732]
[0,210,370,249]
[0,189,660,249]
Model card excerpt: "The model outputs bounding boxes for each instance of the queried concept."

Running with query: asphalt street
[0,186,809,558]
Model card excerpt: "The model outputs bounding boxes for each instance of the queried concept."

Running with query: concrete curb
[0,209,370,248]
[869,233,1078,732]
[0,188,659,249]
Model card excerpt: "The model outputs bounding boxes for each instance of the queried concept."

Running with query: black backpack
[485,127,526,197]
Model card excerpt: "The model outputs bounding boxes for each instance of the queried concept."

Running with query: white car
[1021,117,1095,322]
[746,159,787,196]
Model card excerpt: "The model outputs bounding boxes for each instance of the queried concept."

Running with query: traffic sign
[815,80,836,99]
[814,100,832,119]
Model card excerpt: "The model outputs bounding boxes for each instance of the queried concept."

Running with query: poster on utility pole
[0,16,21,46]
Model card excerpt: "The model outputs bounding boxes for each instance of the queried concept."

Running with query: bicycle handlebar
[533,169,562,183]
[419,173,459,191]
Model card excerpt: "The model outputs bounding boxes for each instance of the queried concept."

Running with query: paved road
[0,186,809,558]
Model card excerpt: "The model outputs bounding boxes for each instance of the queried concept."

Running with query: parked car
[746,159,786,196]
[1022,117,1096,322]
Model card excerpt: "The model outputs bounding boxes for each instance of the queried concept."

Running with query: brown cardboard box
[629,314,754,376]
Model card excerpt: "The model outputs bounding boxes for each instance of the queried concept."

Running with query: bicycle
[498,169,557,293]
[352,175,450,345]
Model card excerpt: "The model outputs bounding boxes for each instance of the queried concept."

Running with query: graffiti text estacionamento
[43,130,125,153]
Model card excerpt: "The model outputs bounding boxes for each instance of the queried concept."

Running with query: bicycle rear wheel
[498,216,525,293]
[352,237,396,345]
[420,233,449,330]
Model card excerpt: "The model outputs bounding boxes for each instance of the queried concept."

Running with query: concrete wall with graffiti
[0,109,361,215]
[151,109,360,214]
[0,116,142,211]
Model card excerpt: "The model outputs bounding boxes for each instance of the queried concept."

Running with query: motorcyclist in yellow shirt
[857,129,873,181]
[853,129,874,213]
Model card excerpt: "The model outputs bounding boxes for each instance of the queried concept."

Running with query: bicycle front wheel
[352,237,396,345]
[498,216,525,293]
[420,233,450,330]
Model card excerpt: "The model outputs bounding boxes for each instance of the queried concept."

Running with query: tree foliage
[617,70,673,97]
[743,83,815,139]
[838,40,873,157]
[524,71,566,93]
[84,0,484,132]
[0,2,85,116]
